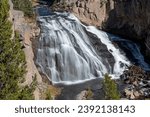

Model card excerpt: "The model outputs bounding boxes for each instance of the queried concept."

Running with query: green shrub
[103,74,120,100]
[86,87,93,100]
[12,0,33,17]
[45,89,52,100]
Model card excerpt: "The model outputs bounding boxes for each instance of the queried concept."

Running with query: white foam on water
[36,13,131,84]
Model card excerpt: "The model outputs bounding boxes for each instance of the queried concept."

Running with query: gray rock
[76,90,87,100]
[133,91,140,98]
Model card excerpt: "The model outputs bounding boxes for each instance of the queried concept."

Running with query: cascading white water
[36,12,130,84]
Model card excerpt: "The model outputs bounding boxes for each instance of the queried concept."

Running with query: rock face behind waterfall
[52,0,113,27]
[104,0,150,61]
[35,12,130,84]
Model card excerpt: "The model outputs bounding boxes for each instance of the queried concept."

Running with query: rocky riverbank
[120,65,150,99]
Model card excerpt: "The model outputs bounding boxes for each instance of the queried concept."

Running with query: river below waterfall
[35,6,150,99]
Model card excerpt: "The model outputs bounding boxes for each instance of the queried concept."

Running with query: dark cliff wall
[104,0,150,59]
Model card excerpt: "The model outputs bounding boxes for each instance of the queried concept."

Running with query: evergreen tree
[0,0,34,99]
[103,74,120,100]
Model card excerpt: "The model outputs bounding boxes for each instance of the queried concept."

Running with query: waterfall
[35,12,131,84]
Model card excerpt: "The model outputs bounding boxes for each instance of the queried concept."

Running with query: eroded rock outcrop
[53,0,114,27]
[72,0,113,26]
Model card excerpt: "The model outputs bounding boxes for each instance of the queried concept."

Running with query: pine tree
[103,74,120,100]
[0,0,34,99]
